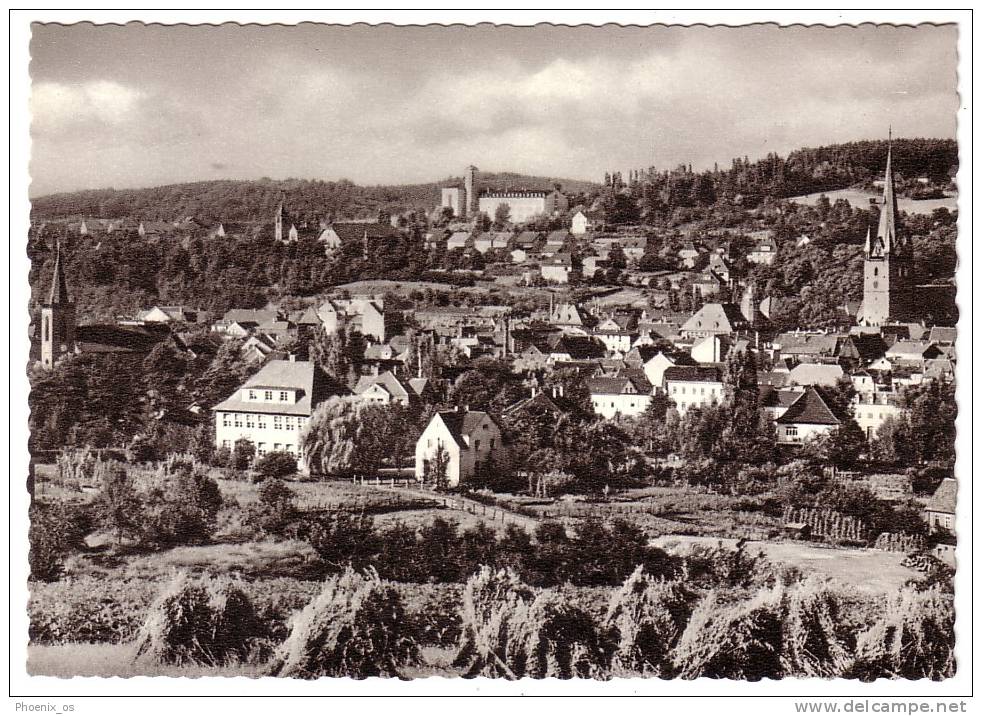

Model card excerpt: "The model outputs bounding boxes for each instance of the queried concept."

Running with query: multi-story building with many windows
[212,359,332,471]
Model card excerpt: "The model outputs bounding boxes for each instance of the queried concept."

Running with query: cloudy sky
[29,22,958,196]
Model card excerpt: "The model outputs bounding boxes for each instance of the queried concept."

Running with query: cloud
[31,80,144,133]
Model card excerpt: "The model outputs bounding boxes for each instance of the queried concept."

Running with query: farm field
[653,535,920,593]
[787,188,957,215]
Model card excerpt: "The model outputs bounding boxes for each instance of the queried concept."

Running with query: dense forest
[29,172,600,226]
[602,138,958,223]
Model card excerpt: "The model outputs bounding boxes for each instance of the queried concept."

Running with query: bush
[679,540,775,589]
[29,505,71,582]
[246,478,297,537]
[848,586,955,681]
[233,439,256,470]
[142,465,223,547]
[133,572,266,667]
[453,566,608,679]
[30,577,159,644]
[267,567,418,679]
[605,567,692,676]
[255,451,297,479]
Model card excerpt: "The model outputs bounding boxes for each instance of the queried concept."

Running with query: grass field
[788,188,957,215]
[653,535,920,593]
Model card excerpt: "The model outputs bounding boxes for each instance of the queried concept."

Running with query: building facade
[414,410,505,487]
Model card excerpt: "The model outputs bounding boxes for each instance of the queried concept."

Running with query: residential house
[571,210,599,236]
[137,305,203,324]
[586,375,652,419]
[774,386,841,445]
[747,231,778,265]
[678,242,702,268]
[886,340,943,363]
[663,366,725,413]
[853,391,906,440]
[680,303,750,339]
[540,253,573,284]
[354,370,413,406]
[446,231,471,251]
[923,478,956,534]
[414,410,506,487]
[759,385,805,422]
[473,232,510,254]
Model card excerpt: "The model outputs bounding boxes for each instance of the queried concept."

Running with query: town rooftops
[585,375,648,395]
[222,308,280,326]
[775,386,841,426]
[74,324,173,355]
[788,362,845,387]
[355,371,410,401]
[928,326,957,345]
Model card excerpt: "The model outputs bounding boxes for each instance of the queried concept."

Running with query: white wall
[591,392,652,419]
[666,380,724,413]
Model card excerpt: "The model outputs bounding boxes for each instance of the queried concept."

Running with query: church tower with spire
[860,133,912,326]
[41,240,77,369]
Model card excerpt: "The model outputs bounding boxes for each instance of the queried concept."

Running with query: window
[222,413,230,427]
[222,440,230,448]
[285,444,294,454]
[490,438,495,449]
[248,390,257,400]
[257,442,267,456]
[234,413,242,428]
[873,281,878,289]
[274,443,282,451]
[873,267,878,277]
[474,439,481,451]
[264,391,273,401]
[280,391,289,401]
[786,426,799,437]
[273,416,283,430]
[257,416,267,430]
[285,417,294,431]
[245,415,255,428]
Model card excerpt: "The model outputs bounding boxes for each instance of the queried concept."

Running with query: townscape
[26,133,959,680]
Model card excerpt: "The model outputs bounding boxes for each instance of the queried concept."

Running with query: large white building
[415,410,506,487]
[478,189,569,224]
[212,359,330,471]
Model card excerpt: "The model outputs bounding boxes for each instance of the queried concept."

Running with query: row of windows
[246,389,292,402]
[670,385,721,396]
[425,437,496,450]
[220,413,307,431]
[222,439,299,456]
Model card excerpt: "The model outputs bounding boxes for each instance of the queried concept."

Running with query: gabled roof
[925,478,957,515]
[788,362,845,387]
[681,303,749,334]
[775,386,841,426]
[355,370,410,400]
[75,324,172,355]
[436,410,498,449]
[546,230,570,244]
[212,359,325,416]
[223,308,279,326]
[586,375,646,396]
[663,365,724,384]
[759,385,803,409]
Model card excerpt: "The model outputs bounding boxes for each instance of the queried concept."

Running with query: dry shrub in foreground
[453,566,608,679]
[672,587,784,680]
[267,567,418,679]
[133,572,265,667]
[779,577,854,678]
[604,566,692,677]
[848,586,955,681]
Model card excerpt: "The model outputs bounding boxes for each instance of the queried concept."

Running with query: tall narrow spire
[875,134,900,253]
[47,239,71,305]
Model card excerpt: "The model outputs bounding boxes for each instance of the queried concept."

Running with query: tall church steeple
[860,132,912,326]
[41,239,77,368]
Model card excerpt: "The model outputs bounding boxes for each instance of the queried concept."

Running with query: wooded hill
[29,172,601,226]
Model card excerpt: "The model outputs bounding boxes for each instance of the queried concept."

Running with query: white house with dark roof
[680,303,750,339]
[774,386,841,445]
[586,375,652,419]
[354,370,412,406]
[663,365,725,413]
[212,359,331,471]
[923,478,956,534]
[414,409,506,486]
